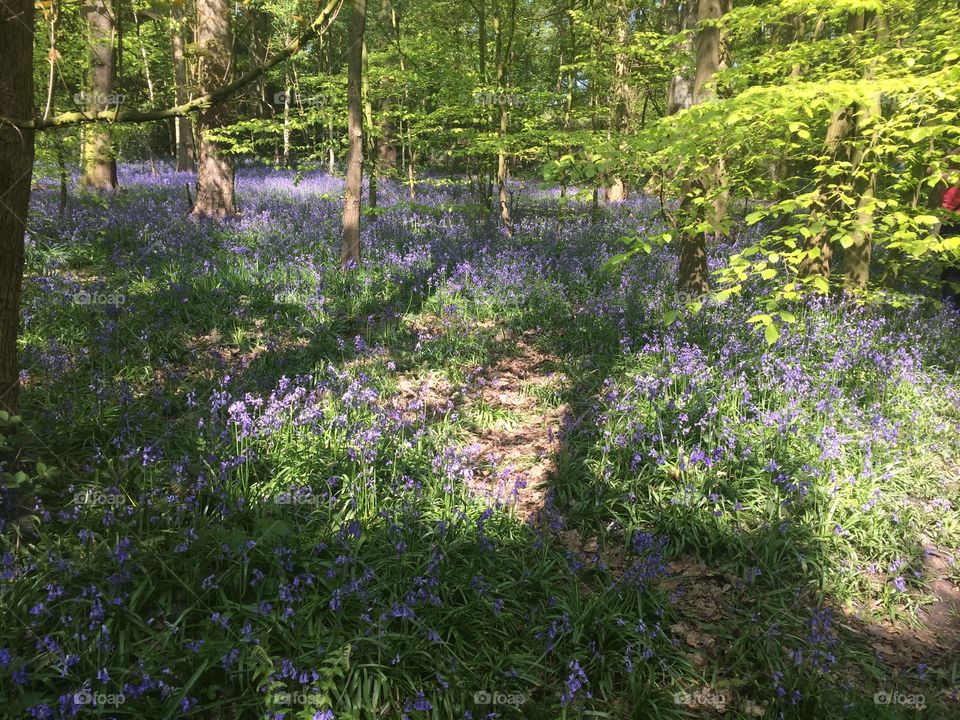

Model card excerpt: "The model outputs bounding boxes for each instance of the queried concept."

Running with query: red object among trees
[943,185,960,212]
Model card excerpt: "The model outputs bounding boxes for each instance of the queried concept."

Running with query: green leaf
[663,310,678,326]
[764,323,780,345]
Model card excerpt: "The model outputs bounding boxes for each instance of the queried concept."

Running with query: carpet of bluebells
[1,164,959,719]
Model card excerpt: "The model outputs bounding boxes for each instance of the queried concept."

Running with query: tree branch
[2,0,344,130]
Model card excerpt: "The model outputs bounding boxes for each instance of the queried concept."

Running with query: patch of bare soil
[462,333,567,521]
[387,323,567,522]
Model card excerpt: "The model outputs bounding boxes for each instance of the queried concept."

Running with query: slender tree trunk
[0,0,36,417]
[607,1,631,202]
[692,0,725,104]
[842,169,876,287]
[43,0,61,122]
[842,71,882,284]
[249,6,272,116]
[326,37,337,174]
[497,104,512,233]
[797,105,854,280]
[841,14,884,288]
[377,3,400,175]
[282,76,291,165]
[478,0,487,81]
[171,3,195,172]
[666,1,696,116]
[799,11,875,284]
[677,0,731,294]
[362,38,377,208]
[81,0,118,190]
[192,0,236,217]
[695,0,730,232]
[133,9,155,103]
[560,3,575,199]
[677,192,710,293]
[340,0,367,267]
[328,117,336,173]
[493,0,515,235]
[57,135,69,217]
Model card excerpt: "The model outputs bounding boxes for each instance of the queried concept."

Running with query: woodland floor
[3,167,960,719]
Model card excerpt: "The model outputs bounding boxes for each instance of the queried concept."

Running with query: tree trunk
[478,0,487,81]
[797,105,854,280]
[842,171,875,287]
[80,0,118,190]
[677,0,731,294]
[692,0,725,104]
[607,1,631,203]
[799,11,876,284]
[133,9,155,104]
[171,3,195,171]
[694,0,730,232]
[841,106,881,288]
[497,104,512,234]
[666,1,696,116]
[249,6,272,116]
[678,193,711,295]
[493,0,516,236]
[340,0,367,267]
[377,3,401,174]
[192,0,236,217]
[0,0,36,416]
[842,15,883,288]
[362,38,377,208]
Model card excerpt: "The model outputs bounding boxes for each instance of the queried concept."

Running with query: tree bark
[692,0,726,104]
[80,0,118,190]
[677,0,731,294]
[362,37,377,208]
[797,105,854,280]
[171,2,195,172]
[694,0,730,232]
[799,11,876,284]
[841,14,884,288]
[341,0,367,267]
[666,1,696,116]
[377,2,401,174]
[0,0,36,416]
[841,116,881,286]
[494,0,516,236]
[192,0,236,217]
[678,191,711,295]
[607,1,631,203]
